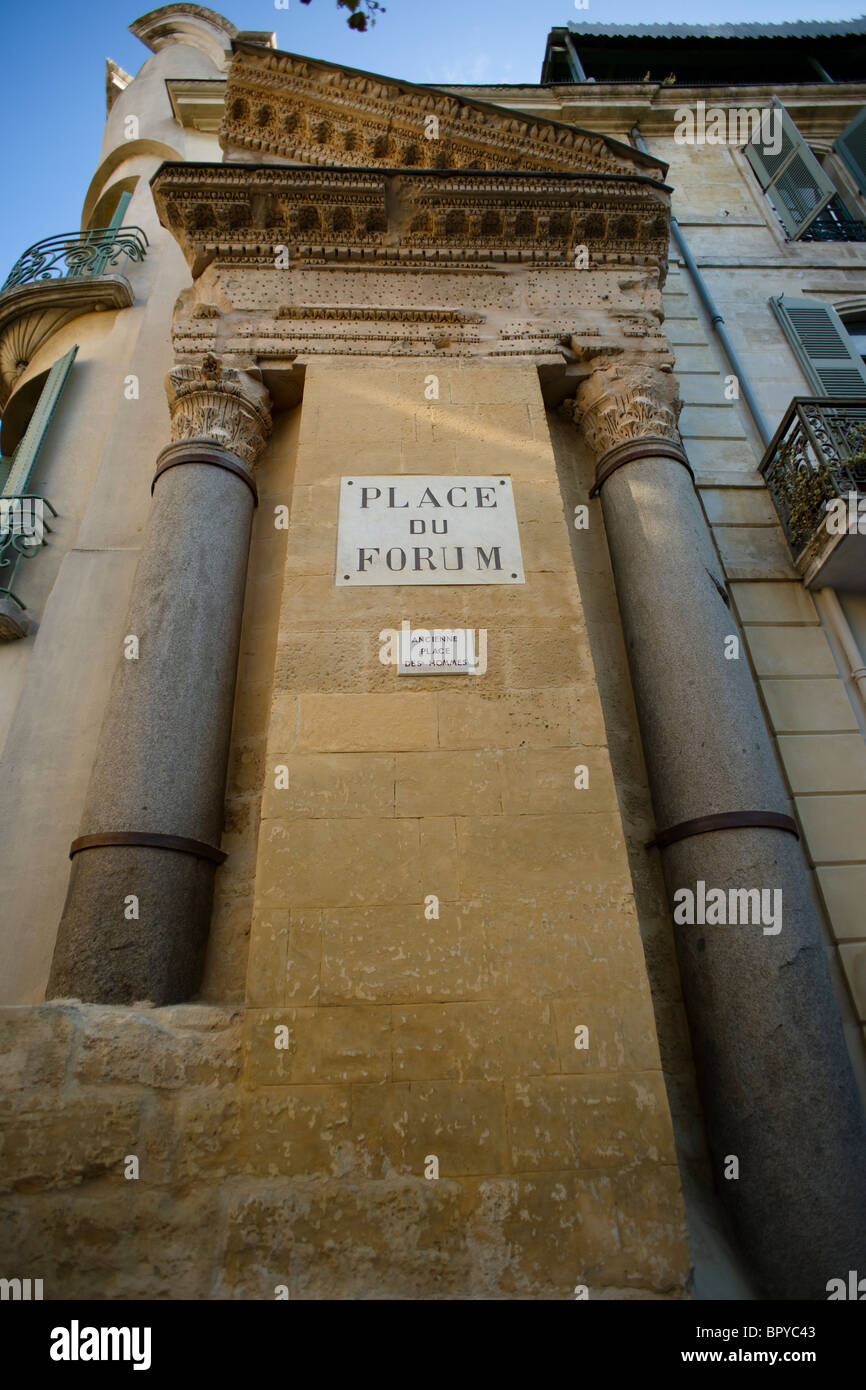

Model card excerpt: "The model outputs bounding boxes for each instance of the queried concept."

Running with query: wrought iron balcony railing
[1,226,148,293]
[759,397,866,554]
[799,196,866,243]
[0,495,56,613]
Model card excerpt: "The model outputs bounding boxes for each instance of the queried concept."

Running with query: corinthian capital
[568,355,683,467]
[165,354,272,468]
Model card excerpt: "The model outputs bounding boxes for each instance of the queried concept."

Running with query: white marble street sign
[397,627,479,675]
[335,475,525,586]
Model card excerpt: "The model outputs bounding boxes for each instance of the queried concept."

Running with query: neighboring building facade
[0,7,865,1299]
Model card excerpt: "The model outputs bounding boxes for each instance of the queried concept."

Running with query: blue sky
[1,0,864,276]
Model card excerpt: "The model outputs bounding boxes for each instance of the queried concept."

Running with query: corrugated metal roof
[564,18,866,41]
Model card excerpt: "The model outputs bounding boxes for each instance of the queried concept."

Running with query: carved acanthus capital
[165,353,272,467]
[567,355,684,466]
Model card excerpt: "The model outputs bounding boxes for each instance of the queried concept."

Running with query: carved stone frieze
[165,352,272,466]
[152,72,673,370]
[567,354,684,464]
[165,268,669,366]
[221,41,669,181]
[150,164,671,279]
[172,303,489,359]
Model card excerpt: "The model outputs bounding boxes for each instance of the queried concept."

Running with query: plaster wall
[0,43,222,1003]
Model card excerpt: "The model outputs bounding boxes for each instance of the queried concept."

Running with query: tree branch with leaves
[299,0,386,31]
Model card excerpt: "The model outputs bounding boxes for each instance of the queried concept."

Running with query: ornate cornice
[151,163,671,278]
[106,58,132,115]
[165,352,272,467]
[130,5,237,71]
[566,354,684,465]
[220,42,669,180]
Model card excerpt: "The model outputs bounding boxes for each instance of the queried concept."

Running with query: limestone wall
[235,358,690,1297]
[0,989,685,1298]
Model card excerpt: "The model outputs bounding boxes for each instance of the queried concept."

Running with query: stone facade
[1,5,865,1301]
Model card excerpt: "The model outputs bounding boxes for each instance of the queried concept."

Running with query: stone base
[0,1003,691,1300]
[49,848,216,1005]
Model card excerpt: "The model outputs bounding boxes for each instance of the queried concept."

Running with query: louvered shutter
[86,190,133,277]
[836,107,866,196]
[770,298,866,399]
[0,448,15,496]
[744,98,836,239]
[107,190,133,229]
[1,346,78,498]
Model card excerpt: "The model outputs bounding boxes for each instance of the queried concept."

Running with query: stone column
[568,352,866,1300]
[48,355,271,1006]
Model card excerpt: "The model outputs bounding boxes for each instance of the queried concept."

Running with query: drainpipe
[631,126,773,450]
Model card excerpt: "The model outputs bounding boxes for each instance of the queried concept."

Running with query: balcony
[0,495,56,640]
[798,197,866,243]
[760,397,866,591]
[1,226,148,292]
[0,226,148,410]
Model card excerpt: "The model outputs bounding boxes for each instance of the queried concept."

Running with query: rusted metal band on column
[590,437,694,499]
[152,442,258,506]
[645,810,800,852]
[69,831,227,864]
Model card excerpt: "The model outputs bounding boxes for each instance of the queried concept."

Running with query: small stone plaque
[398,627,479,675]
[336,475,524,586]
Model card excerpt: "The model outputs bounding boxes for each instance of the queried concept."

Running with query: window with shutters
[0,346,78,493]
[761,300,866,581]
[744,97,866,242]
[0,346,76,637]
[836,107,866,198]
[844,319,866,363]
[771,298,866,398]
[798,194,866,244]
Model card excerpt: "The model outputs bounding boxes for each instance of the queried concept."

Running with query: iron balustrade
[799,197,866,242]
[759,397,866,552]
[1,226,148,292]
[0,495,57,610]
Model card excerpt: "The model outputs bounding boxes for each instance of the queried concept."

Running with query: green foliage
[842,421,866,471]
[775,441,838,550]
[299,0,387,31]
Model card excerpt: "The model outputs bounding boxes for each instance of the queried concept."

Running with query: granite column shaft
[48,357,271,1005]
[572,355,866,1299]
